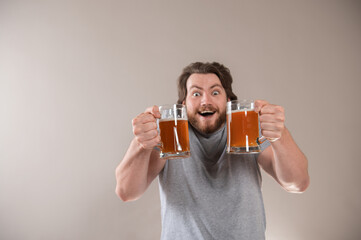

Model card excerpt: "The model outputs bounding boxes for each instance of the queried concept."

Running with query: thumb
[145,105,160,118]
[254,100,269,113]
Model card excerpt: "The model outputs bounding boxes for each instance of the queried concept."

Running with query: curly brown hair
[177,62,238,104]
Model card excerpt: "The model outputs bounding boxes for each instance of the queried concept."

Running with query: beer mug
[226,100,266,154]
[158,104,191,159]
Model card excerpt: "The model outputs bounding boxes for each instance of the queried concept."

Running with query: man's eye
[212,91,220,96]
[193,92,201,97]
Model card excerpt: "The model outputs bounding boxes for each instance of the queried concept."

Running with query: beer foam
[227,109,255,114]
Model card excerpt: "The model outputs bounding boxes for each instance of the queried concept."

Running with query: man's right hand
[116,105,165,201]
[132,105,161,149]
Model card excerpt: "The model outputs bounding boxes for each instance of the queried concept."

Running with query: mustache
[197,104,218,112]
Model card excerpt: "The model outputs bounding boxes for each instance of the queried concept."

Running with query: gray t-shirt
[158,123,270,240]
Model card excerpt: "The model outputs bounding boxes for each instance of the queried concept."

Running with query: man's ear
[182,100,185,105]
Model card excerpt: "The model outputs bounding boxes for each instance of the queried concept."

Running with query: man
[115,62,309,239]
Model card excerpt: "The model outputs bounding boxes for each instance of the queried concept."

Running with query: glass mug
[226,100,266,154]
[157,104,191,159]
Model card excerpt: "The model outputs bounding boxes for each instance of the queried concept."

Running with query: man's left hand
[254,100,285,142]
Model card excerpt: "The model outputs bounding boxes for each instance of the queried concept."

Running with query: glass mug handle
[258,136,279,144]
[257,113,266,145]
[257,136,267,145]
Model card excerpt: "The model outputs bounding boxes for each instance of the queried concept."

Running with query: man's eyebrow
[189,85,203,90]
[210,84,223,89]
[189,84,223,91]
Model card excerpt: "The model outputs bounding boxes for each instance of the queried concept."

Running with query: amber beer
[159,119,190,156]
[227,100,264,154]
[158,104,190,159]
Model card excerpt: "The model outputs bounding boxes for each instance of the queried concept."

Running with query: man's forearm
[115,138,153,201]
[271,128,310,193]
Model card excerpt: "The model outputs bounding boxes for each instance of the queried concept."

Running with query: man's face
[183,73,228,134]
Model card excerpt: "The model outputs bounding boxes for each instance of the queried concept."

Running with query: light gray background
[1,0,360,239]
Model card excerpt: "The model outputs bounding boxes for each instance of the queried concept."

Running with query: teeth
[200,111,214,114]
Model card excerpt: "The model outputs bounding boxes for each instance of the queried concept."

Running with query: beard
[188,105,227,135]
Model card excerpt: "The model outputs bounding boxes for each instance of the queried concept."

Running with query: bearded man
[115,62,310,240]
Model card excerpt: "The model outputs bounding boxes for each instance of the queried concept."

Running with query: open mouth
[198,111,216,117]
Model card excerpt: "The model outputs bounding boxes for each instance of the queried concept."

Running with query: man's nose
[201,93,212,105]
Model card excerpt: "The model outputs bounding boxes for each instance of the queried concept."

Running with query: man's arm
[115,106,167,202]
[255,100,310,193]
